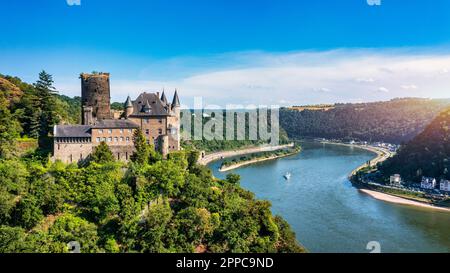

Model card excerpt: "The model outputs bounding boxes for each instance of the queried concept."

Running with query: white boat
[283,172,291,180]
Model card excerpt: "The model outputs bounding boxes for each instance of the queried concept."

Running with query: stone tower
[124,95,134,118]
[80,72,112,124]
[166,89,181,152]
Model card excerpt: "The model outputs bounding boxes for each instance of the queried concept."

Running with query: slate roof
[129,92,170,116]
[54,125,92,138]
[92,119,139,129]
[160,91,168,104]
[172,89,180,107]
[125,95,133,108]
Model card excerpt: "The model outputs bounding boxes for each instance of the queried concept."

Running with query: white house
[440,179,450,192]
[390,174,402,186]
[421,177,437,189]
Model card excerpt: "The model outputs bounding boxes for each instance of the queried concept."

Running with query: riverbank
[320,141,393,176]
[322,141,450,213]
[359,189,450,212]
[219,149,300,172]
[198,143,295,165]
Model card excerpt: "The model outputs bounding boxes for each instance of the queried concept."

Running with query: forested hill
[378,108,450,183]
[1,73,305,253]
[280,98,450,144]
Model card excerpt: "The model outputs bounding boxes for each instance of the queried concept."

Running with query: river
[208,141,450,253]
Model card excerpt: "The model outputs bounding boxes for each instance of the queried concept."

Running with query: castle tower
[166,89,181,152]
[160,90,168,105]
[124,95,133,118]
[171,89,180,116]
[82,106,94,125]
[80,72,112,124]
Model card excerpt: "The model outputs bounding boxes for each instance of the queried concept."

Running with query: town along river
[208,142,450,253]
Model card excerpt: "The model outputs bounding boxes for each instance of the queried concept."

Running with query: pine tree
[27,108,41,139]
[34,71,58,139]
[131,129,151,164]
[91,141,114,164]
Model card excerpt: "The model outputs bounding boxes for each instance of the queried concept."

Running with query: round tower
[80,72,112,124]
[124,95,134,118]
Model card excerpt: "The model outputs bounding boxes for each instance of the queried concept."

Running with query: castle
[53,72,181,163]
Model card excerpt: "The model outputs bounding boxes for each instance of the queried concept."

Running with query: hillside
[378,108,450,183]
[0,141,305,253]
[280,98,450,144]
[0,73,305,253]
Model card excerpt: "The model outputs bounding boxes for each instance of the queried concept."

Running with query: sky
[1,0,450,107]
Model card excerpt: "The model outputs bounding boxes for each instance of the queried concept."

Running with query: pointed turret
[125,95,133,108]
[172,89,180,107]
[161,90,168,105]
[124,95,133,118]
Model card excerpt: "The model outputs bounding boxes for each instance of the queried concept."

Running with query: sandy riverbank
[219,150,299,172]
[322,141,450,212]
[198,143,295,165]
[359,189,450,212]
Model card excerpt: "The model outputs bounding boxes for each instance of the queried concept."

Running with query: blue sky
[1,0,450,106]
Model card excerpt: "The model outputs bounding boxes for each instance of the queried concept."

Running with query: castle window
[128,129,132,133]
[126,137,130,142]
[114,137,118,142]
[145,129,149,135]
[103,137,107,142]
[98,129,103,134]
[120,137,124,142]
[108,137,112,142]
[108,129,112,134]
[120,129,124,134]
[96,137,100,142]
[158,119,162,124]
[158,129,162,135]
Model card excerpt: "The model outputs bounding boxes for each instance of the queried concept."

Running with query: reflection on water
[209,142,450,253]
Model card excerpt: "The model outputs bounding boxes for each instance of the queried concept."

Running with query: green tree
[12,195,44,230]
[131,130,151,164]
[0,226,29,253]
[34,71,59,141]
[47,213,100,253]
[137,197,173,252]
[226,173,241,185]
[131,129,160,164]
[0,102,22,158]
[91,141,114,164]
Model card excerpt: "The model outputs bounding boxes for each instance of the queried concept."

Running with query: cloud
[66,0,81,6]
[314,87,332,93]
[377,87,389,93]
[401,84,418,90]
[53,48,450,106]
[355,77,375,83]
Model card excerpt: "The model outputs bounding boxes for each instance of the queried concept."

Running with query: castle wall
[81,73,112,123]
[129,117,167,148]
[91,127,136,161]
[54,139,93,164]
